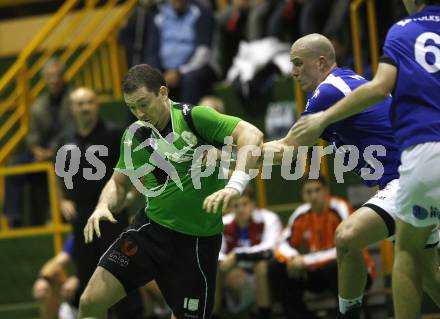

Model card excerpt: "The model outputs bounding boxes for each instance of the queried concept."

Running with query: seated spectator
[145,0,217,104]
[32,235,79,319]
[213,187,282,319]
[269,177,375,319]
[199,95,225,113]
[3,58,73,226]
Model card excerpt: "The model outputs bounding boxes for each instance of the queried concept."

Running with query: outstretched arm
[232,120,264,173]
[292,63,397,145]
[322,63,396,125]
[262,126,303,166]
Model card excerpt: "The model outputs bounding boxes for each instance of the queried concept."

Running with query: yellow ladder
[0,0,137,254]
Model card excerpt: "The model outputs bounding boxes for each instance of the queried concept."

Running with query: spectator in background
[269,177,375,319]
[214,0,250,77]
[299,0,350,38]
[56,87,144,318]
[199,95,225,113]
[213,187,282,319]
[266,0,302,43]
[27,58,73,162]
[119,0,158,67]
[32,235,79,319]
[3,58,73,226]
[213,0,284,77]
[145,0,217,104]
[213,0,303,77]
[298,0,351,66]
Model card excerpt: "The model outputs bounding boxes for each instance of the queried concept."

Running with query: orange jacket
[275,196,376,278]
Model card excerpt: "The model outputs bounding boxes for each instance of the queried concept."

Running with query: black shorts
[99,211,222,319]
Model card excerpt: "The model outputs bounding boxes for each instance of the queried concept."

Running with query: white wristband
[226,170,252,194]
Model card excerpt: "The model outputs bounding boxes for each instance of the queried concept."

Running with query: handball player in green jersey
[78,64,263,319]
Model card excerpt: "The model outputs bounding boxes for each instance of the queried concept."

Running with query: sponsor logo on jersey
[430,206,440,219]
[182,104,191,115]
[412,205,429,220]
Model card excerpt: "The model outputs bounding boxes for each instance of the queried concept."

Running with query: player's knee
[32,279,52,302]
[336,221,360,254]
[79,289,104,314]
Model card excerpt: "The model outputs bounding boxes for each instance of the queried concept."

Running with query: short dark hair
[122,64,166,95]
[241,186,256,202]
[301,175,328,189]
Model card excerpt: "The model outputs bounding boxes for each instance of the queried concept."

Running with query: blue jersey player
[292,2,440,318]
[264,32,440,319]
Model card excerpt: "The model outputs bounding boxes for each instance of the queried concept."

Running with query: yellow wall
[0,6,126,57]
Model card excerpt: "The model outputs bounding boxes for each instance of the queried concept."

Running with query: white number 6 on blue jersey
[415,32,440,73]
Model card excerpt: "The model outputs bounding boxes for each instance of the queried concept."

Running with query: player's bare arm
[233,120,264,171]
[292,63,397,146]
[203,120,263,213]
[84,171,131,243]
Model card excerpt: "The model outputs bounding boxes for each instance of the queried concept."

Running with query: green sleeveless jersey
[115,101,240,236]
